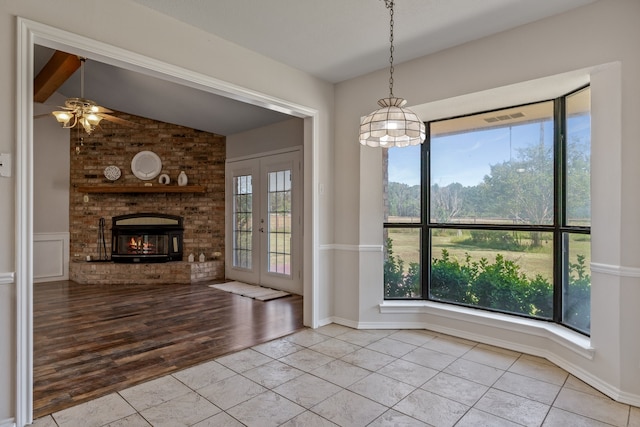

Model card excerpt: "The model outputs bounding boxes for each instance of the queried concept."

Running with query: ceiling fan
[35,52,138,135]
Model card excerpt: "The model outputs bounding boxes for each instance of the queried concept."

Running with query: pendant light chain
[80,57,85,99]
[359,0,426,147]
[386,0,395,98]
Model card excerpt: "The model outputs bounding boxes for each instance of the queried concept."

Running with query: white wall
[226,118,303,159]
[33,103,71,283]
[33,103,69,234]
[333,0,640,405]
[1,1,335,425]
[0,2,17,422]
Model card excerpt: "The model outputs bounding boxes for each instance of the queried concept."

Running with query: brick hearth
[70,260,224,285]
[68,110,226,284]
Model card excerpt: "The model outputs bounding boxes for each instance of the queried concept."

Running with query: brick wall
[68,111,226,272]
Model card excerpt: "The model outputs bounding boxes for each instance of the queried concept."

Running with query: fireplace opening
[111,213,183,263]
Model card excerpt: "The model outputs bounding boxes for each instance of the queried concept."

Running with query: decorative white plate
[103,165,121,181]
[131,151,162,180]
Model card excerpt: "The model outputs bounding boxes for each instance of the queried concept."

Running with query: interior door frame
[16,17,320,426]
[226,148,302,294]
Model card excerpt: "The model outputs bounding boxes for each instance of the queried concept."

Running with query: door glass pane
[267,169,292,275]
[384,227,421,298]
[430,102,554,225]
[563,233,591,333]
[566,87,591,227]
[430,228,553,319]
[383,146,421,223]
[233,175,252,269]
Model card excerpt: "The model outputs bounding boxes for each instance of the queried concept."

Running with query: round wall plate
[104,165,121,181]
[131,151,162,180]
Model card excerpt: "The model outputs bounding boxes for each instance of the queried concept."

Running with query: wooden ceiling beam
[33,51,81,103]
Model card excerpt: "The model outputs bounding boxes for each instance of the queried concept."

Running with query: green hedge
[384,240,590,332]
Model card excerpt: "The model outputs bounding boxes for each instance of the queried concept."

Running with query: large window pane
[566,87,591,227]
[430,102,554,225]
[384,227,421,298]
[563,233,591,333]
[430,228,553,318]
[383,146,421,223]
[233,175,252,269]
[267,169,292,276]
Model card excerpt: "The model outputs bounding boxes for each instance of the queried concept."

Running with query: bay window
[383,86,591,334]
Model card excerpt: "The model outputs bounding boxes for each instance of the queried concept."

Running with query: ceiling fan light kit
[49,56,128,135]
[359,0,425,148]
[53,97,104,134]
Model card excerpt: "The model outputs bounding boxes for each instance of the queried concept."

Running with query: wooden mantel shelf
[77,185,206,194]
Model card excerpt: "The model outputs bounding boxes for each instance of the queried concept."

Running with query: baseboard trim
[0,417,16,427]
[323,316,359,329]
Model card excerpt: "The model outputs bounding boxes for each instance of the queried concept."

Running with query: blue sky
[387,116,589,187]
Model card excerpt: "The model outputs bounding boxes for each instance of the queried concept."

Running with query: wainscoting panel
[34,232,69,283]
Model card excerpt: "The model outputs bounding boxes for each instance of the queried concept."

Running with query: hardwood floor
[33,280,304,418]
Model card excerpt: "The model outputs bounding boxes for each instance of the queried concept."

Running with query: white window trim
[379,300,594,360]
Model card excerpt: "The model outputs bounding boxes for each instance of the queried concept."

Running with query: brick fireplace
[68,110,225,284]
[111,213,184,263]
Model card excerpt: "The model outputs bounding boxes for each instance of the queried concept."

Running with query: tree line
[387,140,591,230]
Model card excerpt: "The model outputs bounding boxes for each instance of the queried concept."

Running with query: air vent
[484,112,525,123]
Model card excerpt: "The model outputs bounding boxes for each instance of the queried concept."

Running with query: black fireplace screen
[111,214,183,263]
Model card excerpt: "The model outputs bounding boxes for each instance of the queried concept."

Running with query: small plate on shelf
[104,165,121,181]
[131,151,162,180]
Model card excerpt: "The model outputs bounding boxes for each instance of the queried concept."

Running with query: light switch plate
[0,153,10,177]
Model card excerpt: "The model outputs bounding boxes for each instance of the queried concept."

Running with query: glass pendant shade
[52,111,73,127]
[78,114,102,135]
[86,113,102,126]
[359,97,426,148]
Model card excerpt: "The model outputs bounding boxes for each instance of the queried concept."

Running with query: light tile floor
[32,325,640,427]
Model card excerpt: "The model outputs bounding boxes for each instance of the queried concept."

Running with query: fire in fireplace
[111,213,184,263]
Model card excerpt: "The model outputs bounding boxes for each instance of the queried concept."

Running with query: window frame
[383,85,591,335]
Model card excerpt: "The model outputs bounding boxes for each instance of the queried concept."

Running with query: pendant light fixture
[359,0,425,148]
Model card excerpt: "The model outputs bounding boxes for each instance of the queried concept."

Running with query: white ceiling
[35,0,596,136]
[130,0,596,84]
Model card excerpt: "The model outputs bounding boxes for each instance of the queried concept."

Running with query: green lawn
[386,228,591,281]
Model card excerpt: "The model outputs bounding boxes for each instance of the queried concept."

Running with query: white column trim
[16,17,34,427]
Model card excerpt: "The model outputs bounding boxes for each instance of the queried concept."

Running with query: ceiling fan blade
[93,105,113,114]
[99,114,140,128]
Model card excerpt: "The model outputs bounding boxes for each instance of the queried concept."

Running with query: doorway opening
[17,17,319,425]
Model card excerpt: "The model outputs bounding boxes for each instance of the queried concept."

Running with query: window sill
[379,300,594,360]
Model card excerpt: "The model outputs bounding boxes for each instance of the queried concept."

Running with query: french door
[225,150,302,294]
